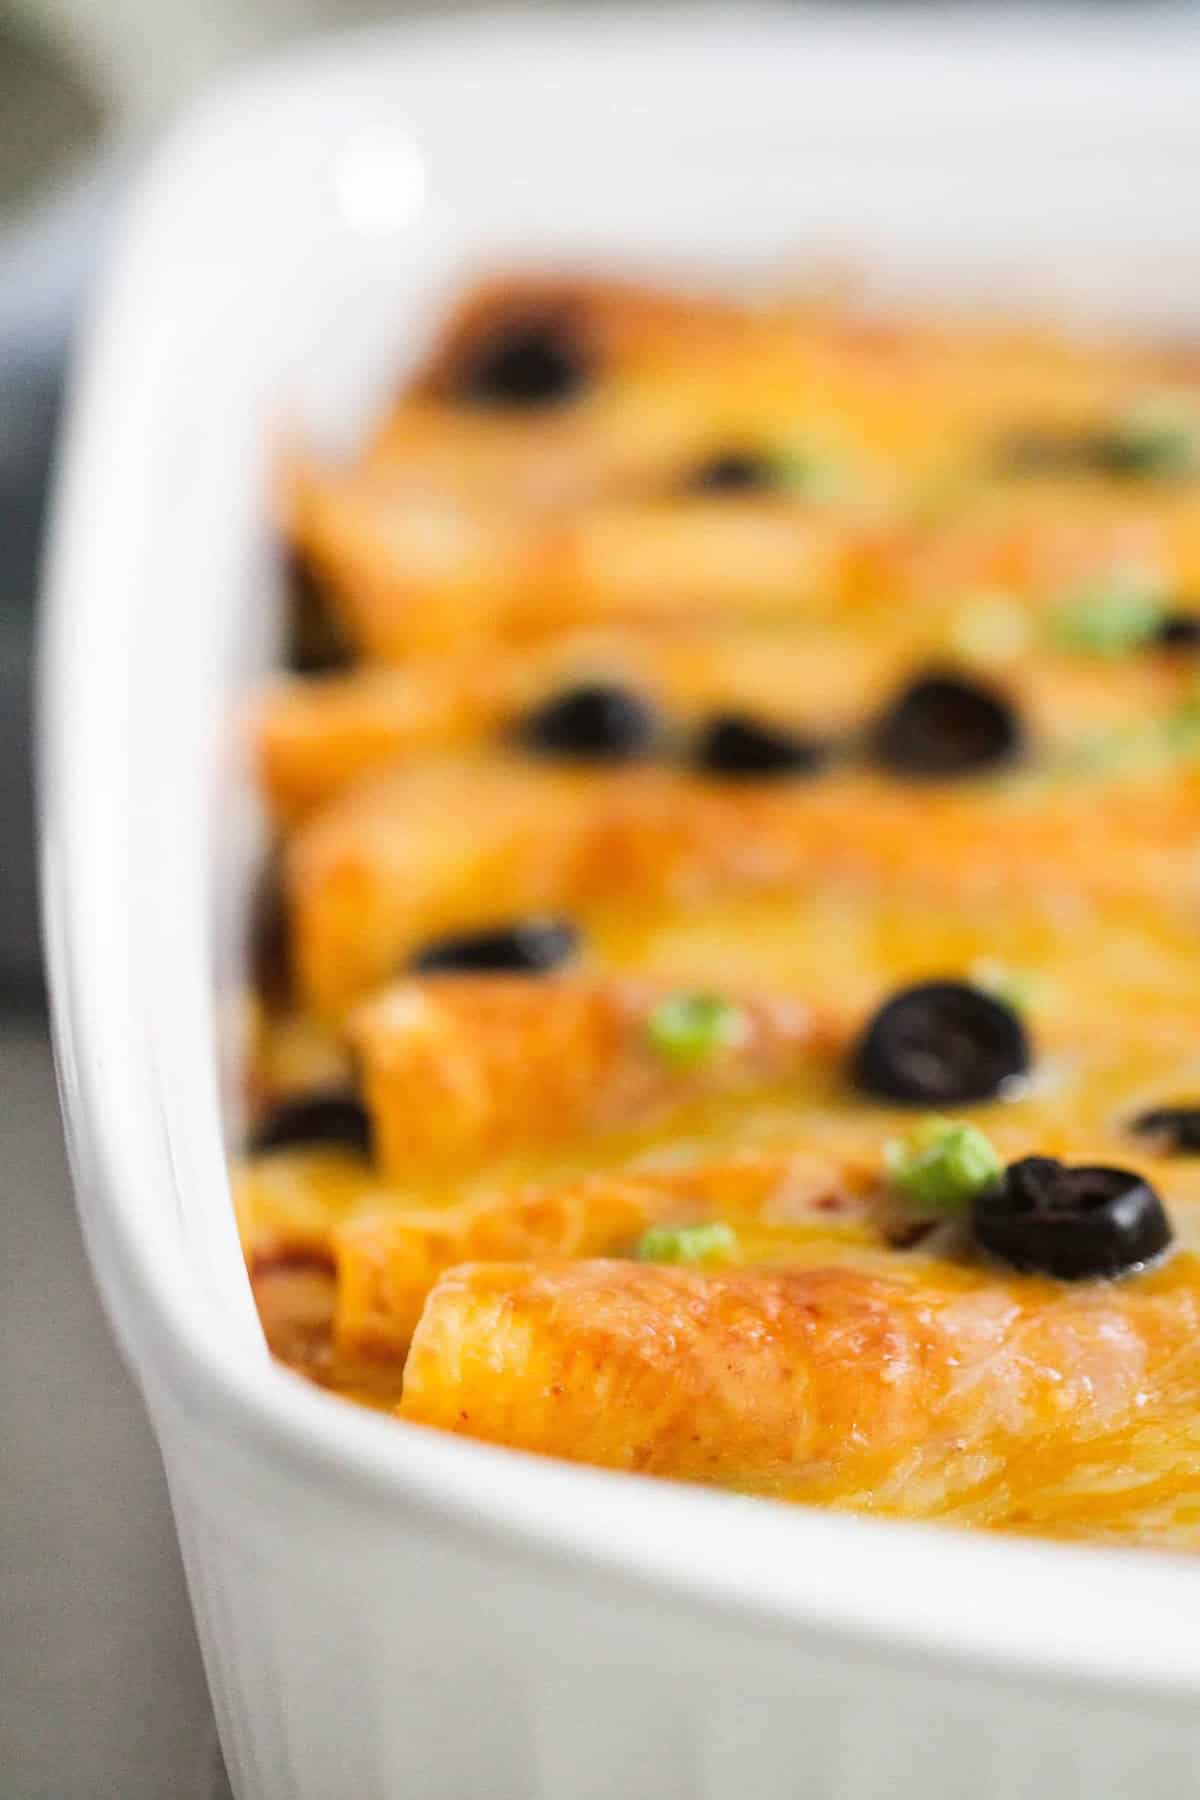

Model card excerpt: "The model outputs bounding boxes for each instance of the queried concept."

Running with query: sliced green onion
[773,444,848,502]
[1050,571,1166,657]
[1162,689,1200,758]
[635,1220,737,1266]
[885,1116,1004,1217]
[645,993,746,1067]
[1105,395,1200,479]
[1062,687,1200,778]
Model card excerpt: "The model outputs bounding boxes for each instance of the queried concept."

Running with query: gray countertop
[0,33,222,1783]
[0,1018,223,1799]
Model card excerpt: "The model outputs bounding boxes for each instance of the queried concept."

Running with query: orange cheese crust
[399,1258,1200,1538]
[287,752,1200,1017]
[237,1004,1200,1372]
[254,626,1200,822]
[237,270,1200,1548]
[288,462,852,659]
[286,272,1200,661]
[241,1148,868,1363]
[349,975,829,1178]
[401,1262,952,1489]
[331,1179,695,1362]
[290,459,1200,663]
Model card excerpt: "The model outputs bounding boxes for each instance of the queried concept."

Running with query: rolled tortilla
[399,1258,1200,1526]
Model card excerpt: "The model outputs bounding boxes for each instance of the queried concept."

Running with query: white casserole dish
[40,11,1200,1797]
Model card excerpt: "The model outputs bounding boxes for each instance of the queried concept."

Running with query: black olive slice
[851,980,1030,1106]
[410,918,580,975]
[693,712,832,780]
[869,670,1022,779]
[687,450,776,494]
[1130,1105,1200,1155]
[1155,612,1200,651]
[250,1090,373,1158]
[518,683,660,763]
[973,1156,1172,1279]
[452,312,589,409]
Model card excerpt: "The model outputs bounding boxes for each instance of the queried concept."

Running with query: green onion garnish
[1105,396,1200,479]
[1050,571,1167,657]
[773,444,847,502]
[885,1116,1004,1217]
[1162,689,1200,757]
[635,1221,738,1266]
[645,993,746,1067]
[1062,685,1200,778]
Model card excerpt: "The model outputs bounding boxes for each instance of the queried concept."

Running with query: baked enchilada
[235,273,1200,1545]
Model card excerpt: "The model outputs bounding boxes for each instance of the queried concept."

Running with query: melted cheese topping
[238,272,1200,1545]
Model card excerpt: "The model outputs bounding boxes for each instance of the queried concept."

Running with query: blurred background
[0,2,1195,1796]
[0,6,431,1796]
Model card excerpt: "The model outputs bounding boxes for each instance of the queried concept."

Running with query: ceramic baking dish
[40,10,1200,1797]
